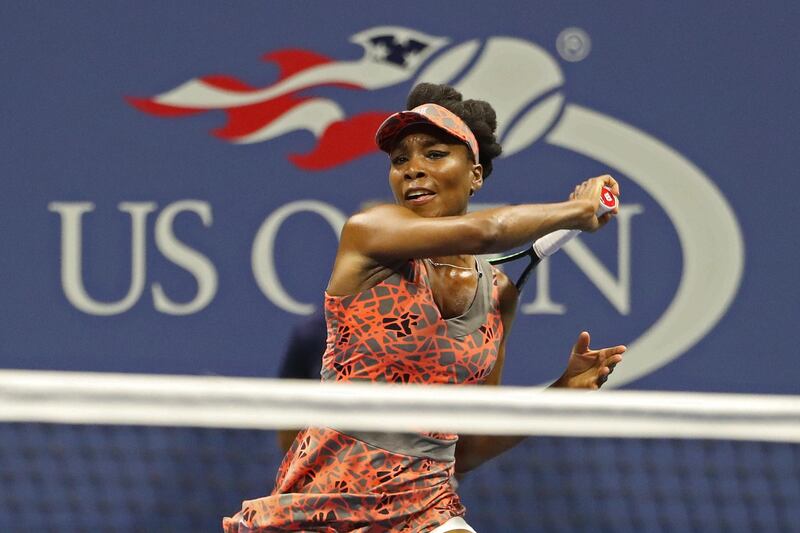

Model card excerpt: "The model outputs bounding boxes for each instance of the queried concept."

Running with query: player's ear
[469,164,483,197]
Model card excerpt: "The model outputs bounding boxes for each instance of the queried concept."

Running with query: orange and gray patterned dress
[224,258,503,532]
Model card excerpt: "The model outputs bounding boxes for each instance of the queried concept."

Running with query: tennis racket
[488,187,618,290]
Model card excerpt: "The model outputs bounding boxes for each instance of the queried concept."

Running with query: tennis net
[1,370,798,532]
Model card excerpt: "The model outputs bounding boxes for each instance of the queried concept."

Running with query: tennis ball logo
[413,37,566,157]
[410,32,744,390]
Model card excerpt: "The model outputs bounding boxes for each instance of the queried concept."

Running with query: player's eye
[427,150,448,159]
[391,154,408,165]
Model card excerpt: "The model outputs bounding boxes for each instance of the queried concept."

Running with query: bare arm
[360,174,618,261]
[345,196,596,263]
[329,175,618,295]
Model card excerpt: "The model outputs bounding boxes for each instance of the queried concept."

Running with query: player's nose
[403,161,426,181]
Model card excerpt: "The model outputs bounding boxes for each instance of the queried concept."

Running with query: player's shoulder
[352,202,412,220]
[343,203,412,235]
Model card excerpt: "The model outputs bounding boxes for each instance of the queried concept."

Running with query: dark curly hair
[406,83,503,179]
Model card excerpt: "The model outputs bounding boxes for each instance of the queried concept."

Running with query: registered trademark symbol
[556,27,591,62]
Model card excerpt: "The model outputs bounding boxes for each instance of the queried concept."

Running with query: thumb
[573,331,591,354]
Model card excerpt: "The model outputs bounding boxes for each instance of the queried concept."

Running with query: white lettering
[251,200,346,315]
[520,256,566,314]
[48,202,156,316]
[152,200,218,315]
[522,204,643,315]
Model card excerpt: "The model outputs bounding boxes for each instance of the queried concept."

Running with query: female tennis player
[224,83,626,533]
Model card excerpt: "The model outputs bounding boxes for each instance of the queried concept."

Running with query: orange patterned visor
[375,103,480,163]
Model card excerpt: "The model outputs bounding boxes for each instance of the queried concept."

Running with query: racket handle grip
[533,229,580,258]
[532,187,618,259]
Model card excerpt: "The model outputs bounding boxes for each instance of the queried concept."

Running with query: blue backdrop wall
[2,2,798,394]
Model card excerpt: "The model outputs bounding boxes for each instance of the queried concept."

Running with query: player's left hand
[552,331,626,390]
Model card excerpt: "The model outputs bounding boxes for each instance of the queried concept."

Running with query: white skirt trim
[429,516,477,533]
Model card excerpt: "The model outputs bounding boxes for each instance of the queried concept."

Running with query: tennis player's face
[387,126,482,217]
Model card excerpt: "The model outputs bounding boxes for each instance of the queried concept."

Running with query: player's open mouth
[405,188,436,205]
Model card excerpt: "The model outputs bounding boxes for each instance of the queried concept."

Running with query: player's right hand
[568,175,619,232]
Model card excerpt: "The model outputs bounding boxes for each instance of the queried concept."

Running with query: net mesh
[1,371,799,532]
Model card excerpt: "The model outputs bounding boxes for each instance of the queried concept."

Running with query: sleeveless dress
[223,258,503,532]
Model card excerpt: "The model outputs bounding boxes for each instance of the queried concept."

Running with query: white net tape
[1,369,798,442]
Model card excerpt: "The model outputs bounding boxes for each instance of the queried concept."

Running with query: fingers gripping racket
[488,188,618,290]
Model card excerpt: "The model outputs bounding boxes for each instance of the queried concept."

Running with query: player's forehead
[390,124,465,153]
